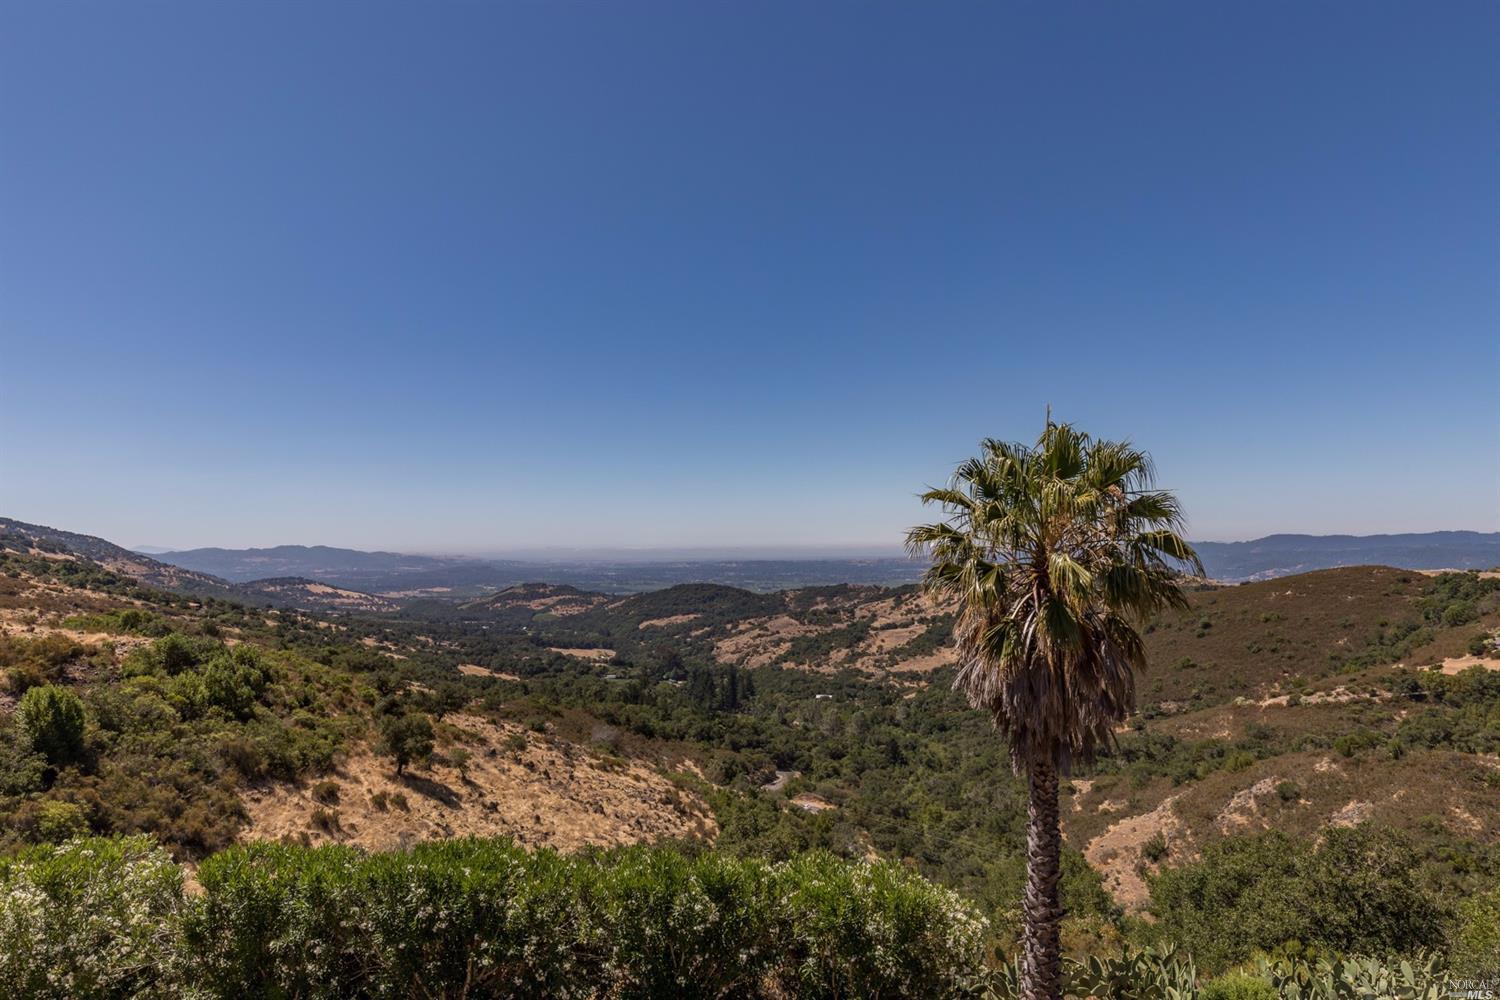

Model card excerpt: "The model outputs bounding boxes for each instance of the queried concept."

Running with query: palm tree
[907,421,1200,1000]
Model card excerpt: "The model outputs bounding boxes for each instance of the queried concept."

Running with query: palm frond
[907,420,1198,772]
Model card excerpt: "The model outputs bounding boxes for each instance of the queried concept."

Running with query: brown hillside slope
[241,714,716,852]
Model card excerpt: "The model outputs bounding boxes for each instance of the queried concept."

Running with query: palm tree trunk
[1020,759,1063,1000]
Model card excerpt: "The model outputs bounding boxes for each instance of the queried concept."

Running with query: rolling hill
[2,516,1497,956]
[0,519,397,615]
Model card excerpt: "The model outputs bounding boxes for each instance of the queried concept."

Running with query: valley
[1,516,1498,987]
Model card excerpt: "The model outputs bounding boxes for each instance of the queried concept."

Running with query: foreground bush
[0,836,182,999]
[183,838,607,999]
[1,836,989,999]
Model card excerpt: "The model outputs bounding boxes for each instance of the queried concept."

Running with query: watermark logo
[1449,977,1499,1000]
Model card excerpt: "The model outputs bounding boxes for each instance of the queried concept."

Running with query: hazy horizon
[105,529,1500,565]
[4,4,1497,550]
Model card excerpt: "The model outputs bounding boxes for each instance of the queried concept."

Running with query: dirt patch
[1449,804,1483,834]
[239,714,716,853]
[1085,796,1186,912]
[713,615,815,667]
[1313,756,1346,777]
[457,663,521,681]
[791,792,837,813]
[885,649,958,673]
[1257,686,1381,708]
[638,614,699,629]
[1439,655,1500,675]
[1329,799,1375,828]
[1068,779,1094,813]
[547,647,615,662]
[1215,777,1281,834]
[866,624,926,653]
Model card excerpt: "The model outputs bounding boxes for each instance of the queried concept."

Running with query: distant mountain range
[145,543,925,595]
[1192,532,1500,581]
[154,531,1500,592]
[6,517,1497,607]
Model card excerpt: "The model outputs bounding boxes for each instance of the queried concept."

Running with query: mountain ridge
[153,531,1500,590]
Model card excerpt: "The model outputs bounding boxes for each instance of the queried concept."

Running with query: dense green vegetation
[2,836,1488,999]
[1147,827,1449,972]
[1,836,989,999]
[0,560,368,854]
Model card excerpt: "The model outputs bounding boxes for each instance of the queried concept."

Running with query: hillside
[0,546,715,859]
[2,522,1498,976]
[233,577,403,614]
[0,519,402,615]
[1,517,247,603]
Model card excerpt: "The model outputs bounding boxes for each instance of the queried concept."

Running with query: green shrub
[1201,972,1276,1000]
[1149,827,1448,972]
[378,712,434,775]
[132,634,205,676]
[0,837,182,999]
[309,807,340,834]
[1451,885,1500,975]
[33,800,89,843]
[1441,602,1478,627]
[180,842,367,997]
[771,851,989,998]
[1224,751,1256,773]
[178,838,989,999]
[15,684,86,765]
[594,846,777,998]
[199,648,271,719]
[0,733,46,796]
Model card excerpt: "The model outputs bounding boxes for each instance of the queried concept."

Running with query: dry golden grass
[239,714,716,853]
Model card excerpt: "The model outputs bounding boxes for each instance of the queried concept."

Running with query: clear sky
[2,2,1496,554]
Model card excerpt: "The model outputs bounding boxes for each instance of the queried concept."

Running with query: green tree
[200,648,271,719]
[379,713,434,776]
[908,421,1198,999]
[16,684,87,766]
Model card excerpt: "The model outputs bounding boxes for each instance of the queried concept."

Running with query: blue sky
[2,2,1496,553]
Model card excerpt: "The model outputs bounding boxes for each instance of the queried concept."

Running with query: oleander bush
[0,836,183,999]
[1,836,990,1000]
[769,850,990,999]
[595,845,779,997]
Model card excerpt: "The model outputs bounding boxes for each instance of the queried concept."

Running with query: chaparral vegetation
[1,491,1498,997]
